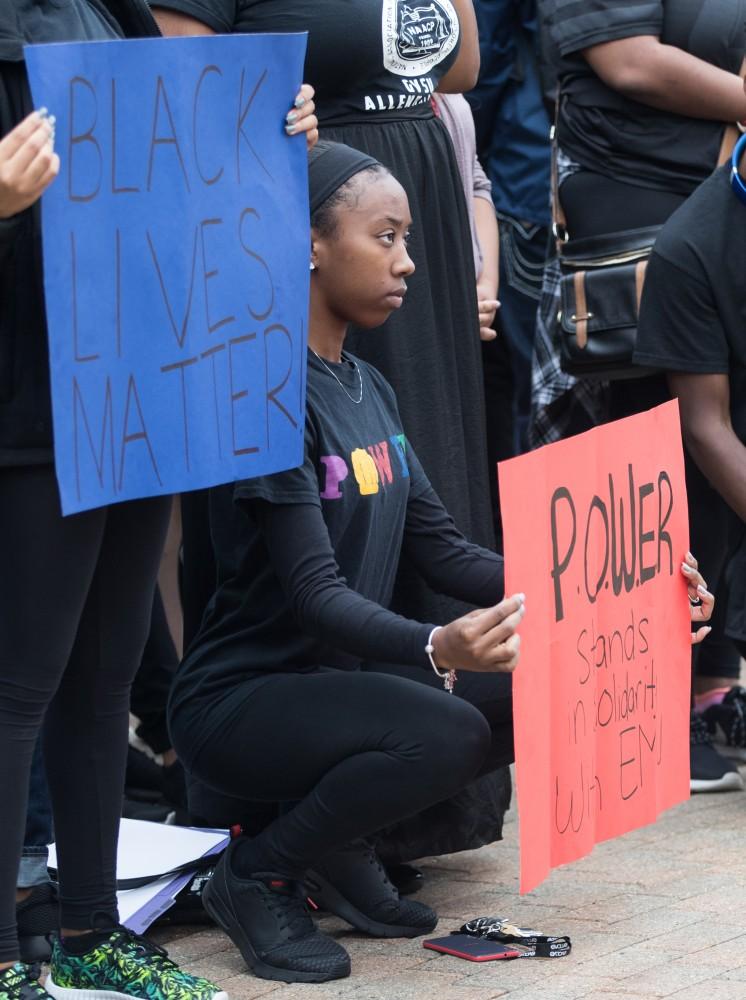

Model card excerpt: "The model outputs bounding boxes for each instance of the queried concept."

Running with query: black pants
[171,664,512,878]
[0,464,169,961]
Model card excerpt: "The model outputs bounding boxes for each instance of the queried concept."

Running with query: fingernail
[47,115,56,127]
[697,584,710,596]
[681,563,693,572]
[38,106,49,118]
[285,124,296,135]
[294,95,306,109]
[686,551,694,562]
[517,593,525,602]
[286,111,298,125]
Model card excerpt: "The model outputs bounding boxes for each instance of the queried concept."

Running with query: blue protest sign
[24,34,309,515]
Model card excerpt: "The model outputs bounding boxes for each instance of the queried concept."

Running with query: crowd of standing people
[0,0,743,995]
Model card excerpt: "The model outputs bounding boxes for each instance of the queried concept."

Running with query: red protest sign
[499,401,691,894]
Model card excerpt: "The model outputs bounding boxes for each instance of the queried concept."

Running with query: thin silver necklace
[311,349,364,404]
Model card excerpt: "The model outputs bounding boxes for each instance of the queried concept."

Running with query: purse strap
[718,59,746,166]
[550,94,568,251]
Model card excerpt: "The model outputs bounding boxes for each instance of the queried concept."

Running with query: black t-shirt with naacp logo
[169,350,504,764]
[153,0,461,123]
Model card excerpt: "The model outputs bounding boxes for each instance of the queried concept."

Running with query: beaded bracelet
[425,625,457,694]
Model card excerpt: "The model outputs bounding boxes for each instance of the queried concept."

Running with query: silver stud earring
[310,261,316,271]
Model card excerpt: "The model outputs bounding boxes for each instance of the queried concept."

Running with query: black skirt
[324,114,495,622]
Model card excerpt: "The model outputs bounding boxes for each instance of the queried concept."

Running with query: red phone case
[423,934,522,962]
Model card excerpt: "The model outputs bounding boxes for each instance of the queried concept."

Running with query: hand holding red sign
[681,552,714,644]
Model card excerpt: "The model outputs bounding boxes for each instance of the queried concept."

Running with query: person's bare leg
[157,499,183,659]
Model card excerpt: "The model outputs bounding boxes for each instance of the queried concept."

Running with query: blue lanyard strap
[730,132,746,206]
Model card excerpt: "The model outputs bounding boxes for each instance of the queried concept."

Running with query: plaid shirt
[528,148,608,448]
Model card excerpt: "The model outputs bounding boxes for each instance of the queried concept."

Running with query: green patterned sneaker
[46,929,228,1000]
[0,962,49,1000]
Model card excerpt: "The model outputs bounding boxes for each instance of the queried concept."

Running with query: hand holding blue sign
[0,110,59,218]
[25,33,310,514]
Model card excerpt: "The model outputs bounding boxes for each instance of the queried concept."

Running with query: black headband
[308,140,380,215]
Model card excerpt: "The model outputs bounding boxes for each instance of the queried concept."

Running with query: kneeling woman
[168,143,710,985]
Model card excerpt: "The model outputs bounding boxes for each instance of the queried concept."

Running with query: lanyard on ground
[458,917,571,958]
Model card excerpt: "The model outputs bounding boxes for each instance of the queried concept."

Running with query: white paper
[50,819,228,931]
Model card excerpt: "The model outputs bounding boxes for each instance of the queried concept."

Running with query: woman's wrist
[426,626,457,693]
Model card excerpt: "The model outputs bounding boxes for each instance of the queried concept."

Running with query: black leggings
[0,465,170,961]
[171,664,513,878]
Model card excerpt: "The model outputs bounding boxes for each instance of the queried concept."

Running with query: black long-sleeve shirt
[170,351,504,762]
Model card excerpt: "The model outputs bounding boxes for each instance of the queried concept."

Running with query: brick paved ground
[153,772,746,1000]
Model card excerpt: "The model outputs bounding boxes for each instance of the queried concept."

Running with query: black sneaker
[0,963,49,1000]
[304,841,437,939]
[16,883,58,964]
[384,863,424,896]
[702,686,746,762]
[202,839,350,984]
[690,712,744,793]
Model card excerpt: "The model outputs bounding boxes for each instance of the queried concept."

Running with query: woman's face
[311,172,415,329]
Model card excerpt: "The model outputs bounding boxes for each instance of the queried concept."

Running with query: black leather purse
[556,225,661,380]
[551,92,740,381]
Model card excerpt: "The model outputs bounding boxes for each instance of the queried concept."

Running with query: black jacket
[0,0,159,467]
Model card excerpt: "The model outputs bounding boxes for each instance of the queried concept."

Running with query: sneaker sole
[690,770,744,793]
[46,976,229,1000]
[202,875,349,984]
[304,869,437,939]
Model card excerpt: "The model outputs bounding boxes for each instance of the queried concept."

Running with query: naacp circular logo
[382,0,459,78]
[397,3,452,61]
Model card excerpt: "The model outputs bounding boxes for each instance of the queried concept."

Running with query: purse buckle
[552,222,569,244]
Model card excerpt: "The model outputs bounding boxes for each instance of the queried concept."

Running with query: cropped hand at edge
[0,112,59,219]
